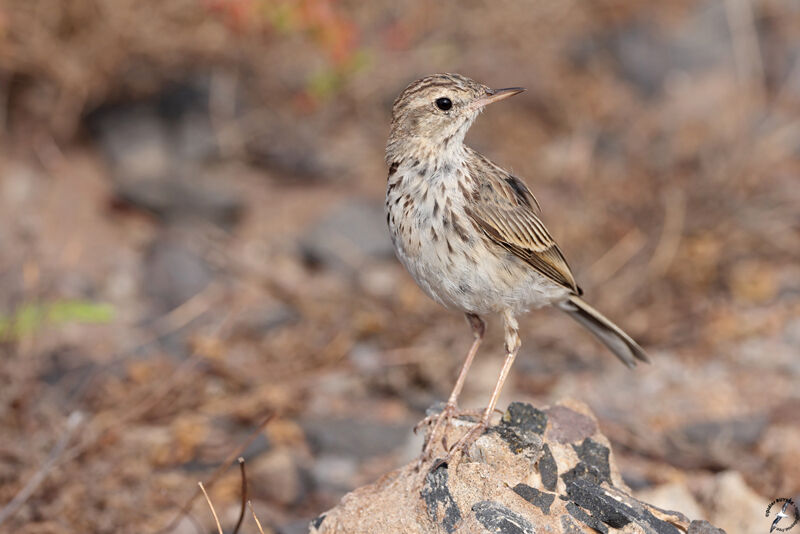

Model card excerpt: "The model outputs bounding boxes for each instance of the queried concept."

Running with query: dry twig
[232,457,248,534]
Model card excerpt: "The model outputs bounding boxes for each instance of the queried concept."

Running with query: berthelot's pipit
[385,73,650,464]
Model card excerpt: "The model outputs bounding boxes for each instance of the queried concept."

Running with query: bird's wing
[464,152,580,293]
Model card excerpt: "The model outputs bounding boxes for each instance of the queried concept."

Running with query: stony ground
[0,1,798,533]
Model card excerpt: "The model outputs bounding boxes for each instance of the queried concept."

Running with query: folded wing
[464,159,580,294]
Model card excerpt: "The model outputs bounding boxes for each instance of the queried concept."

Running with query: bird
[384,73,650,464]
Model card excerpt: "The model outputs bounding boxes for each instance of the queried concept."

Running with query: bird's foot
[414,403,481,470]
[430,418,489,471]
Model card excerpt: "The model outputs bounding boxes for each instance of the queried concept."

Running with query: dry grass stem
[156,414,274,534]
[248,501,267,534]
[198,482,224,534]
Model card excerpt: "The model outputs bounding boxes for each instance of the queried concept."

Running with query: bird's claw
[416,410,489,473]
[415,402,457,467]
[414,403,485,469]
[436,419,488,467]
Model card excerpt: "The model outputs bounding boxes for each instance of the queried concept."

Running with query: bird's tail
[557,295,651,368]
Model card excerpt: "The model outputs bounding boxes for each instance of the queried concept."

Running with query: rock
[688,520,726,534]
[679,416,766,449]
[172,110,217,162]
[637,483,705,523]
[603,19,671,97]
[89,103,172,179]
[758,424,800,495]
[665,415,767,470]
[142,230,213,312]
[250,448,307,506]
[300,200,395,273]
[471,500,536,534]
[244,112,344,181]
[280,519,318,534]
[246,127,335,181]
[309,454,359,494]
[114,173,244,227]
[230,303,299,339]
[86,77,218,173]
[697,471,766,534]
[38,346,98,396]
[170,516,203,534]
[359,264,402,299]
[300,416,410,458]
[663,0,734,75]
[348,343,384,376]
[86,78,244,227]
[736,333,800,377]
[579,0,735,96]
[311,399,722,534]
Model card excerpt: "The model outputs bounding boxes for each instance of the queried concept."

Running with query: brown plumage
[463,148,579,294]
[385,73,650,465]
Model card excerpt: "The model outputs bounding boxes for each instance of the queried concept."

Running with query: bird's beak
[470,87,526,110]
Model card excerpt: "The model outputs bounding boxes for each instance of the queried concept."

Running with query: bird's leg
[415,314,485,463]
[445,314,486,408]
[439,310,520,466]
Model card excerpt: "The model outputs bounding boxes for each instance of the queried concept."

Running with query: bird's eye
[435,97,452,111]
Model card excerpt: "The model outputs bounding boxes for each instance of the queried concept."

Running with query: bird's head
[386,73,524,164]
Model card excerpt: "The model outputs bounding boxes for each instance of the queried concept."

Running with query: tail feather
[558,295,650,368]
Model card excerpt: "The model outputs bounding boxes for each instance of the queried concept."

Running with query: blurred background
[0,0,798,532]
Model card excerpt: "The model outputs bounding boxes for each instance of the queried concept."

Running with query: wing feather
[464,150,580,293]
